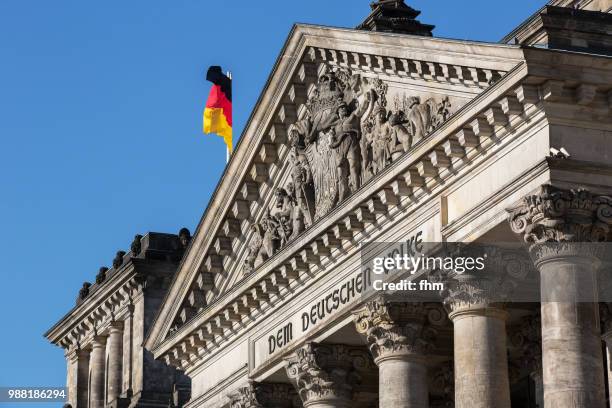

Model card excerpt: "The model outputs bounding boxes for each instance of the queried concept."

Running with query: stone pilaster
[121,304,134,397]
[89,335,107,408]
[508,185,612,408]
[285,343,371,408]
[107,321,124,403]
[442,274,512,408]
[66,348,89,408]
[228,381,297,408]
[353,299,434,408]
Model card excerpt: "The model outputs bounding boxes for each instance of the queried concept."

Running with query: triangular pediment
[145,23,527,357]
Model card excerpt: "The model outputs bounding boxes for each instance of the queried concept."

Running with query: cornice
[45,260,139,348]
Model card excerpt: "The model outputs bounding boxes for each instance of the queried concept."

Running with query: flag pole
[226,70,232,164]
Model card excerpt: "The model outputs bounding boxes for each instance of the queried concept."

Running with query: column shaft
[107,323,124,403]
[66,349,89,408]
[378,356,428,408]
[538,259,605,407]
[89,336,107,408]
[450,308,511,408]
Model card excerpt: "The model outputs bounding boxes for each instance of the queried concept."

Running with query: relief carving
[245,65,453,274]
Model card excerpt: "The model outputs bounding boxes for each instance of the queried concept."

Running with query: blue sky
[0,0,545,406]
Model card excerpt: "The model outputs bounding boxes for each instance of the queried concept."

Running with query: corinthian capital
[353,299,436,363]
[508,185,612,245]
[228,381,296,408]
[285,343,372,405]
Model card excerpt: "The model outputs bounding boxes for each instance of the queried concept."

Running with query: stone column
[66,348,89,408]
[353,299,434,408]
[448,302,511,408]
[106,322,124,403]
[227,381,297,408]
[508,185,611,408]
[285,343,371,408]
[89,335,107,408]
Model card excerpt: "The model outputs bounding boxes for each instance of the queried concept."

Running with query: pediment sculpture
[244,65,452,274]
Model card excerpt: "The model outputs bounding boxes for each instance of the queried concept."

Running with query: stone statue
[396,95,452,144]
[270,188,294,246]
[288,148,315,235]
[130,234,143,256]
[368,106,395,175]
[330,92,374,200]
[244,211,282,274]
[78,282,91,301]
[112,251,126,269]
[95,266,108,284]
[178,228,191,249]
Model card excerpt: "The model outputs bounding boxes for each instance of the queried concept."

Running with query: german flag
[203,66,232,152]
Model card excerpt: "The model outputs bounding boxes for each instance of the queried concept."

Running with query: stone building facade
[45,232,192,408]
[48,1,612,408]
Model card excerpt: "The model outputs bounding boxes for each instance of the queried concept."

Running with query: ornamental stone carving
[95,267,108,284]
[178,227,191,250]
[112,250,126,269]
[228,381,297,408]
[353,299,436,362]
[130,234,143,256]
[508,185,612,248]
[245,66,453,274]
[77,282,91,303]
[285,343,372,405]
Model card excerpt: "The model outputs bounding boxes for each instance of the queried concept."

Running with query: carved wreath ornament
[245,65,452,274]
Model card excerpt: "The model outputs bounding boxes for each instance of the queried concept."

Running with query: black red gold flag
[203,66,232,152]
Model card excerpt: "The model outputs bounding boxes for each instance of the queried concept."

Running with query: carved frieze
[245,65,453,274]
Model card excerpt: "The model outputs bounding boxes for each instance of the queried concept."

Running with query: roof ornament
[356,0,434,36]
